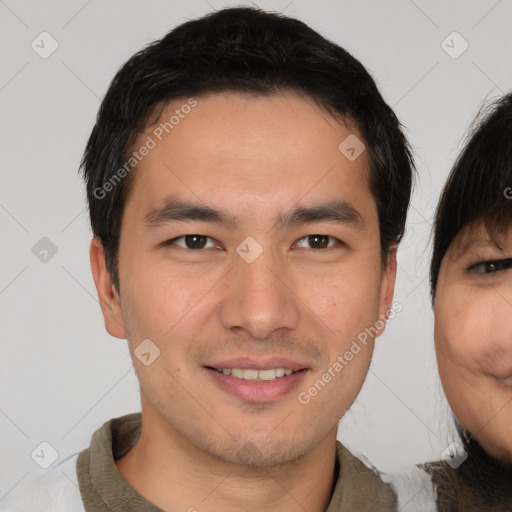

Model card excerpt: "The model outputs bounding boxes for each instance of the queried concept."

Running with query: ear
[89,237,127,339]
[376,247,398,338]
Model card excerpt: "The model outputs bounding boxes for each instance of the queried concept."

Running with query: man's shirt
[1,413,409,511]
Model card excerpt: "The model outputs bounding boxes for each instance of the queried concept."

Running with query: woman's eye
[469,258,512,275]
[167,235,217,250]
[294,235,340,249]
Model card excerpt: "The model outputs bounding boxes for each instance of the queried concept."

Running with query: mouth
[207,367,300,381]
[203,359,310,402]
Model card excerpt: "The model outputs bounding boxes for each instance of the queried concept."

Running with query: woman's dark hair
[430,92,512,300]
[81,7,414,292]
[422,422,512,511]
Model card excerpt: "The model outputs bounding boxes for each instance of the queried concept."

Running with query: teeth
[231,368,243,379]
[497,377,512,386]
[243,369,259,380]
[259,369,277,381]
[214,367,297,381]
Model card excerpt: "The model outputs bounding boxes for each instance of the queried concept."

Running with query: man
[1,7,413,511]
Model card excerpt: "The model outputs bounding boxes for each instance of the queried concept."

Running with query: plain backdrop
[1,0,511,499]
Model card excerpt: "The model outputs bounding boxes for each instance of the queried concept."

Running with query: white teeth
[214,367,297,381]
[259,369,277,381]
[231,368,244,379]
[497,377,512,386]
[243,369,259,380]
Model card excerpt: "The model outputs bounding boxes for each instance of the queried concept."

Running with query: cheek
[301,266,381,329]
[434,289,478,414]
[120,259,216,343]
[295,270,382,371]
[436,286,512,375]
[435,288,488,370]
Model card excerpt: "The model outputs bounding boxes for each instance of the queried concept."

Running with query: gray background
[1,0,511,499]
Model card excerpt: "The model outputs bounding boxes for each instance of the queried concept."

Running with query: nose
[219,248,300,340]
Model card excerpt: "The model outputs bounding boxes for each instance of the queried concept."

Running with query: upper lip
[204,357,310,371]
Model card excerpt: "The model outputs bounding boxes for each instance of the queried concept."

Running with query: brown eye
[308,235,330,249]
[167,235,216,249]
[184,235,207,249]
[294,235,340,249]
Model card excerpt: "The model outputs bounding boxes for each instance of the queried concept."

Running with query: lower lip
[205,368,309,403]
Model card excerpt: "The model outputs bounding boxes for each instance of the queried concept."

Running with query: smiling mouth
[207,367,305,381]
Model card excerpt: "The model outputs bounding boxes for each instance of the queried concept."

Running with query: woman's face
[435,222,512,465]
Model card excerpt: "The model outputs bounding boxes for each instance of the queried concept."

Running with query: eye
[294,235,341,249]
[166,235,218,250]
[468,258,512,275]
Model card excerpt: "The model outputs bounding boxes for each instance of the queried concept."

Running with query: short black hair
[81,7,414,292]
[430,92,512,300]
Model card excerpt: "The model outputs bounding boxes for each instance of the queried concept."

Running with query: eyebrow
[451,236,506,261]
[144,198,365,231]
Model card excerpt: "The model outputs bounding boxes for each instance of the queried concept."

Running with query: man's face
[97,91,395,467]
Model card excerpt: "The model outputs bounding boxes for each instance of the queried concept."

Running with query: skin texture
[90,91,397,512]
[435,223,512,466]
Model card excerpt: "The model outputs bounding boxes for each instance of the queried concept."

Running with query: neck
[116,410,338,512]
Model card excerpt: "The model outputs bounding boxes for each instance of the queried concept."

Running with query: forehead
[124,91,375,225]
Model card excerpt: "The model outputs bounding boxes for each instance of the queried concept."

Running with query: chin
[204,436,312,468]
